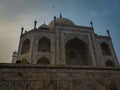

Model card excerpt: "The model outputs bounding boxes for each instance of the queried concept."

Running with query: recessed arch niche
[65,38,92,66]
[38,37,50,52]
[100,43,112,56]
[21,39,30,54]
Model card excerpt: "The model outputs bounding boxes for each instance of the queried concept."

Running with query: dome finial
[107,30,111,39]
[21,27,24,36]
[21,27,24,32]
[54,16,56,24]
[90,21,93,28]
[60,13,62,18]
[34,20,37,29]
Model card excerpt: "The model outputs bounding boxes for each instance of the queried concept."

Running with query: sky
[0,0,120,63]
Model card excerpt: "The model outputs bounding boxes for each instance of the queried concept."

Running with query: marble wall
[0,64,120,90]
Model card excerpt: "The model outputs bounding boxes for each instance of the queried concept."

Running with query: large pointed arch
[21,39,30,54]
[38,37,50,52]
[65,38,92,66]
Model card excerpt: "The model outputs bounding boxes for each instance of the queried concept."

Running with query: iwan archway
[65,38,92,66]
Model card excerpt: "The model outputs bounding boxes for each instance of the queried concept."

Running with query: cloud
[0,20,20,63]
[0,0,52,63]
[0,0,52,21]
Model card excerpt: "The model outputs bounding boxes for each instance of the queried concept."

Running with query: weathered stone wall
[0,64,120,90]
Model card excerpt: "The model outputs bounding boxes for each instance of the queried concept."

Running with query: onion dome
[48,17,75,29]
[39,23,49,29]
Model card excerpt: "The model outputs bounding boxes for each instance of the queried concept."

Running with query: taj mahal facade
[0,15,120,90]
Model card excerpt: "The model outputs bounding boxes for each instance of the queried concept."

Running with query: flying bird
[52,6,55,8]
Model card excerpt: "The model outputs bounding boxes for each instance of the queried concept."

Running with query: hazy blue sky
[0,0,120,63]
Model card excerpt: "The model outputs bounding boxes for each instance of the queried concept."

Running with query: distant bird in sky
[52,6,55,8]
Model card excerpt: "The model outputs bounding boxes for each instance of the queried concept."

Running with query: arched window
[37,57,50,64]
[21,39,30,54]
[109,82,118,90]
[105,60,115,66]
[38,37,50,52]
[100,43,111,56]
[65,38,91,66]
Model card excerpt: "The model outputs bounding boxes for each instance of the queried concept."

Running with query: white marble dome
[48,17,75,29]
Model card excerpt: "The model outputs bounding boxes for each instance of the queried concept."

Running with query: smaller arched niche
[38,37,50,52]
[100,43,112,56]
[37,57,50,64]
[21,59,29,64]
[21,39,30,54]
[105,60,115,67]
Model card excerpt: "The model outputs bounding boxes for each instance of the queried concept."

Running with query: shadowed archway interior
[65,38,92,66]
[100,43,112,56]
[21,39,30,54]
[38,37,50,52]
